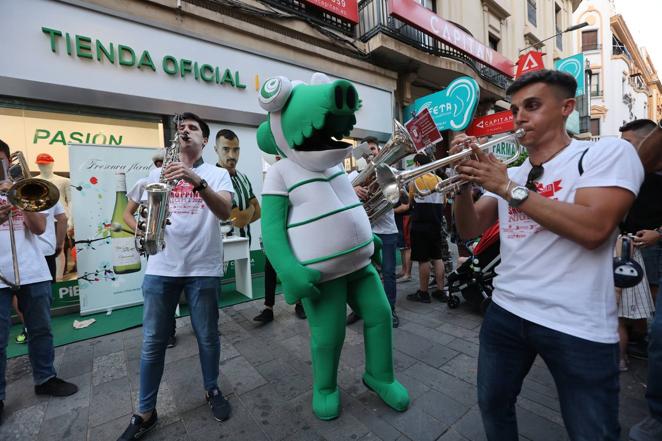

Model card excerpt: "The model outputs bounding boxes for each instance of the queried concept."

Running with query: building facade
[574,0,662,137]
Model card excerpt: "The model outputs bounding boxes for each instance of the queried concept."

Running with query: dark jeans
[477,302,620,441]
[0,281,56,400]
[264,257,276,308]
[45,253,57,282]
[376,233,397,309]
[648,290,662,421]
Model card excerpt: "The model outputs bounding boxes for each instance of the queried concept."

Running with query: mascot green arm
[262,194,321,304]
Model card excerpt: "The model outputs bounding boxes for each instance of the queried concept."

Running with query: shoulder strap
[578,148,590,176]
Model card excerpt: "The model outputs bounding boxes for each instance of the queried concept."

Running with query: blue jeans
[139,275,221,413]
[0,281,56,400]
[377,233,398,310]
[648,290,662,421]
[477,302,620,441]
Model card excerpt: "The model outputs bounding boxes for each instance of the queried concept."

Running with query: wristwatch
[508,185,530,207]
[193,179,208,193]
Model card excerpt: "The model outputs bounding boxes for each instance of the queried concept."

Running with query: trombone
[0,152,60,290]
[376,129,525,206]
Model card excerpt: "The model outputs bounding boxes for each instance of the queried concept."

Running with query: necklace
[530,140,572,167]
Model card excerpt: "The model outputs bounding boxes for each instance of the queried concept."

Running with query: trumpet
[376,129,525,205]
[0,151,60,289]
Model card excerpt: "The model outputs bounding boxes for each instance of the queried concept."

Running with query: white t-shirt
[0,196,51,288]
[143,162,234,277]
[347,170,398,235]
[483,138,644,343]
[128,176,151,204]
[36,202,65,256]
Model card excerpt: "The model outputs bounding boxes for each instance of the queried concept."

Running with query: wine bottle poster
[69,144,157,315]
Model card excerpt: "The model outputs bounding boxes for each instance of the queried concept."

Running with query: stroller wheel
[447,295,461,309]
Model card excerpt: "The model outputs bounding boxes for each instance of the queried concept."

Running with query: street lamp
[519,21,589,53]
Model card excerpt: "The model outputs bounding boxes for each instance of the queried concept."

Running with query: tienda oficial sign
[302,0,359,24]
[388,0,513,77]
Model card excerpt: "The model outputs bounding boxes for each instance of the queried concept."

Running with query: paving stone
[37,406,88,441]
[221,354,268,395]
[402,363,477,407]
[164,328,204,365]
[183,399,269,441]
[57,343,94,379]
[129,379,181,427]
[439,354,478,385]
[393,329,434,359]
[452,406,487,441]
[396,371,431,401]
[233,337,280,367]
[515,405,569,441]
[254,357,310,400]
[445,338,480,358]
[393,350,418,373]
[416,344,459,369]
[343,395,403,441]
[280,333,313,364]
[92,351,127,386]
[388,404,447,441]
[43,372,91,421]
[398,321,456,346]
[0,401,46,441]
[220,339,240,362]
[92,334,124,358]
[435,324,480,342]
[339,342,366,369]
[88,376,132,428]
[144,419,190,441]
[87,412,132,441]
[164,354,208,414]
[437,427,471,440]
[4,374,50,413]
[414,388,471,428]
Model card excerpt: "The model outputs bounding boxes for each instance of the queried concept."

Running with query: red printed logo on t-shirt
[169,180,206,215]
[503,179,563,239]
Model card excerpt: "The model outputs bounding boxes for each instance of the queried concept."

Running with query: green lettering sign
[137,50,156,71]
[75,35,93,59]
[118,45,136,67]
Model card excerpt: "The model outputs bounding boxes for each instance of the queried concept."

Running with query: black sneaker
[117,411,158,441]
[35,377,78,397]
[253,308,274,323]
[206,387,231,422]
[167,334,177,349]
[392,310,400,328]
[346,311,361,325]
[294,303,307,319]
[406,290,431,303]
[431,289,449,303]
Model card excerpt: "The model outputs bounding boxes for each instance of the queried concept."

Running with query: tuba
[352,120,417,222]
[0,151,60,289]
[134,115,182,256]
[376,129,525,205]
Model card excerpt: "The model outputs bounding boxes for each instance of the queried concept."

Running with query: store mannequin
[34,153,74,277]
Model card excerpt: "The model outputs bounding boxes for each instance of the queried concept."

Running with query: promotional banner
[515,51,545,78]
[466,110,515,137]
[404,76,480,132]
[404,108,443,151]
[302,0,358,23]
[555,53,586,96]
[69,144,156,314]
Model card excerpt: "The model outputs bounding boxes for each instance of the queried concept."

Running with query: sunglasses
[525,165,544,192]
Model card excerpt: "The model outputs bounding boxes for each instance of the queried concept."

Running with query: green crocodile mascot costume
[256,72,409,420]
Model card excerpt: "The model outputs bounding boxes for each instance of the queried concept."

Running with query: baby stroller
[446,223,500,314]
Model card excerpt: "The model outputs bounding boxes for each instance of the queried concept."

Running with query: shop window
[527,0,537,26]
[582,30,598,51]
[590,118,601,136]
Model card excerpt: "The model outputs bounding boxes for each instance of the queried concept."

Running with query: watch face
[512,187,528,200]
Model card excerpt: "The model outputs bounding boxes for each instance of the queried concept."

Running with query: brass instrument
[352,120,417,222]
[376,129,526,205]
[134,115,182,256]
[0,152,60,290]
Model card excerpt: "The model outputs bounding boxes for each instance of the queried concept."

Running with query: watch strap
[193,179,207,193]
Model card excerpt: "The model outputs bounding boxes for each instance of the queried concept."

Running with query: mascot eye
[258,76,293,112]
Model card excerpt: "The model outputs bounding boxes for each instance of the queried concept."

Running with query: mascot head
[256,72,362,171]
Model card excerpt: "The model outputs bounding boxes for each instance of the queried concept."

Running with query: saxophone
[134,115,182,256]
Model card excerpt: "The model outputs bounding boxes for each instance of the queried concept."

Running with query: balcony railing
[358,0,512,90]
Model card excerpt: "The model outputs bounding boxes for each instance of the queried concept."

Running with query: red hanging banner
[515,51,545,78]
[466,110,515,137]
[302,0,359,24]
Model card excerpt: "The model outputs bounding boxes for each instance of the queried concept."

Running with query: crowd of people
[0,69,660,441]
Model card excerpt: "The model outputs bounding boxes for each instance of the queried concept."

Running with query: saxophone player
[119,113,234,441]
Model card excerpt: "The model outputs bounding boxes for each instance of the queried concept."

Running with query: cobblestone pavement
[0,274,650,441]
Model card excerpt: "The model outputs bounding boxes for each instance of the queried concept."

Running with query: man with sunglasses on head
[451,70,644,440]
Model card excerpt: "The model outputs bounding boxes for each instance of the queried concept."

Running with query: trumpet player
[0,140,78,425]
[118,113,234,441]
[452,70,644,440]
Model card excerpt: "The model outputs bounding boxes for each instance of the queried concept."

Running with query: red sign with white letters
[388,0,513,76]
[303,0,359,24]
[514,51,545,78]
[466,110,514,137]
[405,108,443,151]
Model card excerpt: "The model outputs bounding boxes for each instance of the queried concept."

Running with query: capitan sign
[466,110,514,137]
[302,0,359,24]
[555,53,585,97]
[408,76,480,132]
[515,51,545,79]
[388,0,513,77]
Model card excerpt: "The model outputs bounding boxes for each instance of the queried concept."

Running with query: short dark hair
[619,119,657,134]
[216,129,239,142]
[413,153,431,165]
[180,112,210,139]
[0,139,9,159]
[362,136,379,145]
[506,69,577,99]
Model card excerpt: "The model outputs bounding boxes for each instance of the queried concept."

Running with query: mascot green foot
[362,373,410,412]
[312,388,341,420]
